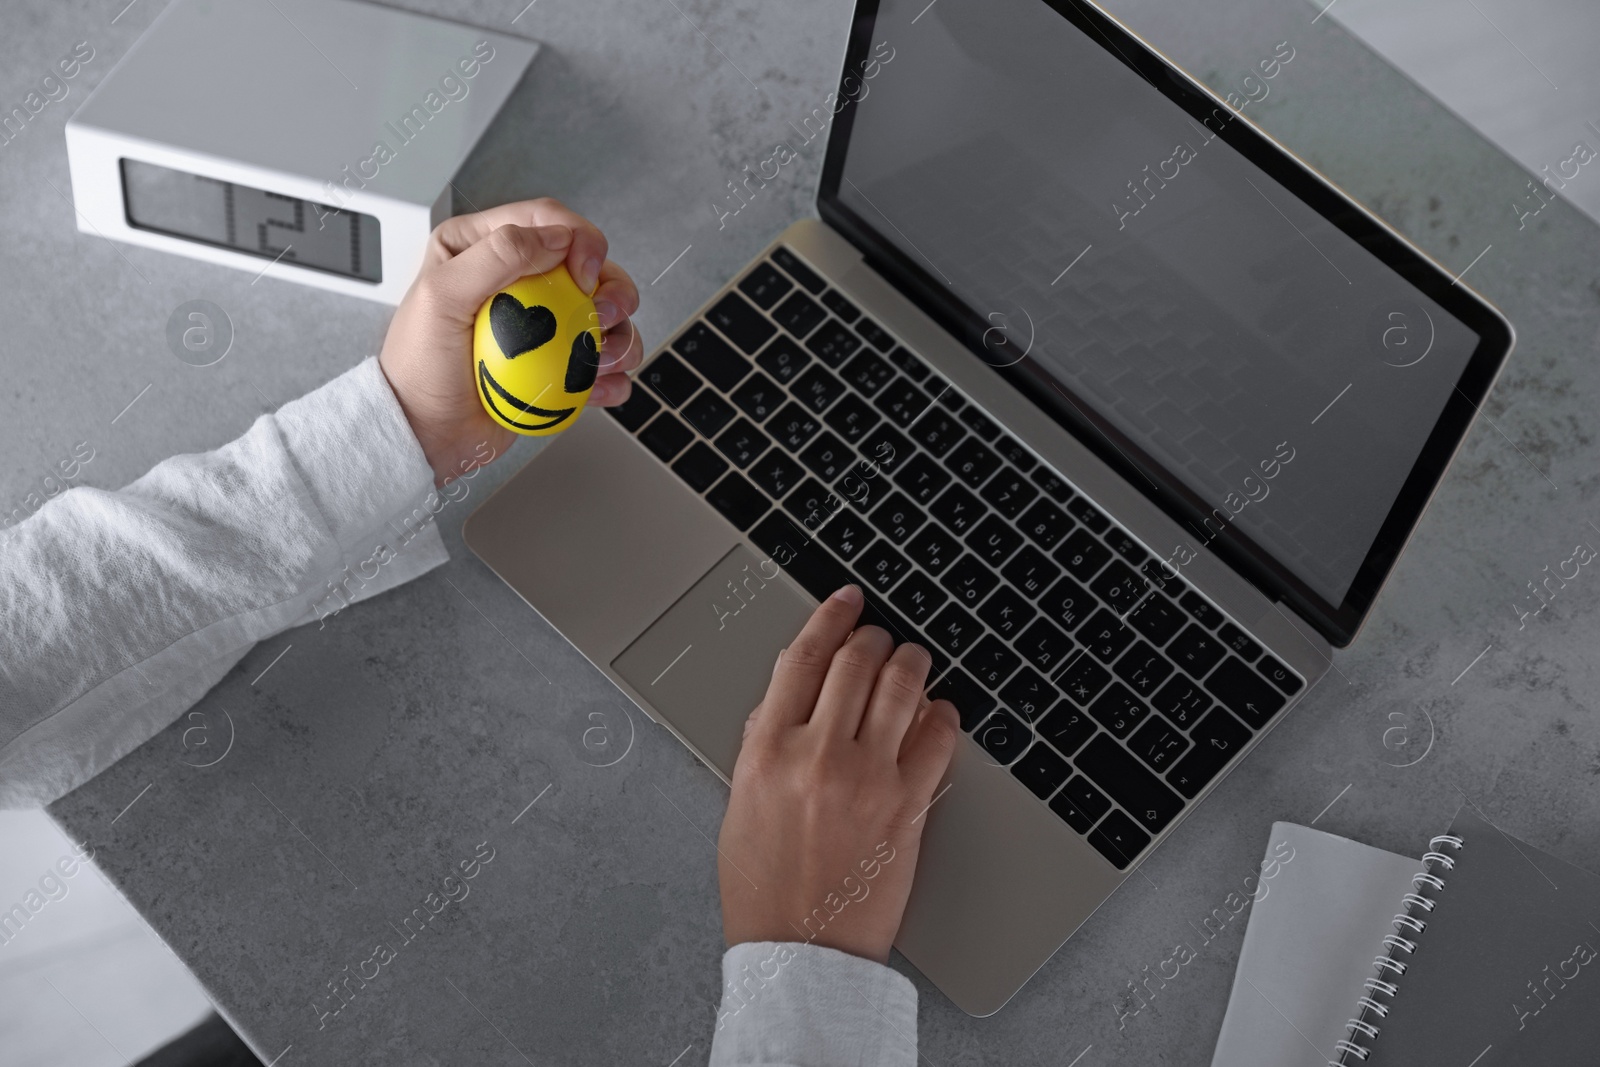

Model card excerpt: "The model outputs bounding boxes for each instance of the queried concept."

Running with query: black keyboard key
[768,402,822,451]
[1166,707,1250,799]
[805,320,862,368]
[961,407,1001,442]
[706,472,769,530]
[756,335,811,384]
[1090,560,1149,615]
[892,453,951,505]
[1056,529,1112,582]
[1079,609,1137,664]
[1049,775,1108,833]
[1216,622,1263,663]
[672,441,728,492]
[965,635,1021,689]
[640,353,702,407]
[606,385,660,432]
[1088,810,1152,869]
[926,602,982,656]
[1038,703,1096,759]
[730,372,784,422]
[1011,742,1070,799]
[889,570,947,626]
[1114,641,1175,698]
[966,514,1023,568]
[784,478,844,533]
[993,435,1036,473]
[977,585,1036,641]
[999,667,1057,722]
[974,710,1032,765]
[886,346,929,383]
[738,262,792,309]
[1141,557,1183,594]
[1002,545,1061,600]
[1015,618,1075,674]
[715,419,771,468]
[909,409,967,458]
[1129,717,1189,773]
[979,468,1039,519]
[1126,592,1186,646]
[1031,468,1075,503]
[674,321,753,390]
[1057,651,1112,706]
[855,317,894,352]
[1103,528,1148,565]
[928,378,961,411]
[1064,497,1111,534]
[823,393,880,444]
[874,379,933,427]
[1039,575,1096,632]
[771,246,825,293]
[1017,499,1074,551]
[683,389,736,437]
[929,485,984,536]
[1204,657,1287,728]
[819,288,860,323]
[855,541,911,594]
[841,351,895,396]
[945,438,1002,489]
[1168,624,1226,678]
[1076,733,1183,834]
[1087,681,1148,738]
[859,425,911,476]
[750,450,803,498]
[928,668,994,731]
[792,366,845,415]
[836,460,891,513]
[869,492,926,543]
[771,290,827,339]
[940,554,999,607]
[1179,590,1224,629]
[639,411,693,461]
[749,513,847,600]
[1258,655,1302,695]
[706,292,775,354]
[818,510,873,560]
[799,432,851,481]
[1150,675,1211,730]
[905,523,960,574]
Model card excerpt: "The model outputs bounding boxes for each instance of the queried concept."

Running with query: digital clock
[64,0,537,303]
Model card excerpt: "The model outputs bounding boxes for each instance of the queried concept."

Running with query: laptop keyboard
[607,245,1306,871]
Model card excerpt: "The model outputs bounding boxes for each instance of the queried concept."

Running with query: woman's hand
[717,586,961,964]
[378,198,642,486]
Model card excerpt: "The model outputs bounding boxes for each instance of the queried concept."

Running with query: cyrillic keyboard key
[925,602,982,656]
[714,419,770,468]
[888,571,946,625]
[939,554,999,607]
[892,453,951,505]
[976,585,1035,640]
[929,484,984,535]
[1166,707,1250,799]
[1079,608,1136,663]
[855,542,911,594]
[1014,617,1074,674]
[755,335,811,383]
[817,511,873,561]
[965,514,1023,568]
[1150,675,1210,730]
[905,524,960,574]
[1087,681,1149,738]
[1113,640,1175,698]
[1037,703,1096,758]
[1129,717,1189,773]
[730,372,784,422]
[1056,652,1111,707]
[750,450,803,499]
[805,320,861,368]
[868,492,927,543]
[999,666,1057,722]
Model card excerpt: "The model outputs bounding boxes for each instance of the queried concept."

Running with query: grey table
[6,0,1598,1062]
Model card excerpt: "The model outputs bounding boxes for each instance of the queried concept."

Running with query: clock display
[120,158,382,283]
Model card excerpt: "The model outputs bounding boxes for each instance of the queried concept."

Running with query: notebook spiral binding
[1326,834,1465,1066]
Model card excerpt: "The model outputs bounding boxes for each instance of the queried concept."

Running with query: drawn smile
[477,360,577,432]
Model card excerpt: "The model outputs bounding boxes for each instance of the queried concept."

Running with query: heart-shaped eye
[565,330,600,394]
[489,293,558,358]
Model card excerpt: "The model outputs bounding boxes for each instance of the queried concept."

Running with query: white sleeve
[0,357,453,808]
[708,941,919,1067]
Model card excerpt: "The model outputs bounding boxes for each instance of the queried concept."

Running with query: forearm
[708,941,919,1066]
[0,358,453,808]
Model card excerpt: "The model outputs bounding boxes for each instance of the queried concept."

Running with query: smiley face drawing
[472,265,604,436]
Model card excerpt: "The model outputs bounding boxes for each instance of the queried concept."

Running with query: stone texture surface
[2,0,1595,1063]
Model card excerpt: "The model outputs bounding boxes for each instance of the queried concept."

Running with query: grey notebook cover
[1209,823,1419,1067]
[1347,804,1600,1066]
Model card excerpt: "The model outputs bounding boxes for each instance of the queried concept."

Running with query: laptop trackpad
[612,544,816,780]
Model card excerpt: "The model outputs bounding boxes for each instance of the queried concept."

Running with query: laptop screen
[820,0,1508,642]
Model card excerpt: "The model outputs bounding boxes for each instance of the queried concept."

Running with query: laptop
[464,0,1513,1015]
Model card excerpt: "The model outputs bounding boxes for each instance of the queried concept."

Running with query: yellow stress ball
[473,264,604,436]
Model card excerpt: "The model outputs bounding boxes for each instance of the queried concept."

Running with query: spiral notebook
[1332,804,1600,1066]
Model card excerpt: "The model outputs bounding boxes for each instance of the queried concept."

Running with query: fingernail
[579,255,602,293]
[594,298,621,328]
[831,584,863,606]
[538,225,572,250]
